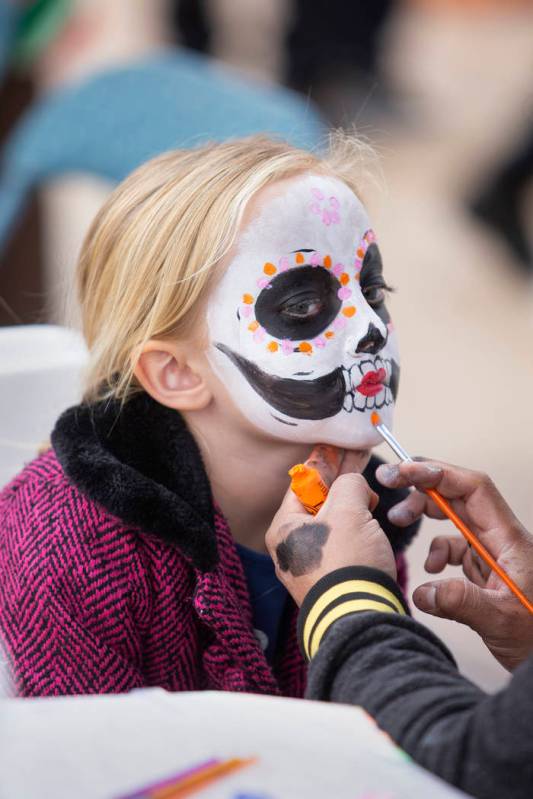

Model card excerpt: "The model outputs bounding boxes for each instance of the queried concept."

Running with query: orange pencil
[152,757,256,799]
[370,411,533,615]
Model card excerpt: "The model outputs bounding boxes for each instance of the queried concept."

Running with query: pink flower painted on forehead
[309,188,341,226]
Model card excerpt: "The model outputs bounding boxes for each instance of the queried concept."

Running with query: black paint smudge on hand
[215,343,346,420]
[276,522,331,577]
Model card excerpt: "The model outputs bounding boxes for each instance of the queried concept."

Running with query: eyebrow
[290,248,316,253]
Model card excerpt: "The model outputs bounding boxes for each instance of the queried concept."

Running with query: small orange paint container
[289,463,329,515]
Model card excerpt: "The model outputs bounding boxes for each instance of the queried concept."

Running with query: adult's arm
[301,566,533,799]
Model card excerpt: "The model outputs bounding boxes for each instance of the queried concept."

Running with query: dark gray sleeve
[305,611,533,799]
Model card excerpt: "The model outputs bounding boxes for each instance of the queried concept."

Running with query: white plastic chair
[0,325,88,487]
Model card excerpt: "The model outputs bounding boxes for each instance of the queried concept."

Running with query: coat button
[253,628,269,652]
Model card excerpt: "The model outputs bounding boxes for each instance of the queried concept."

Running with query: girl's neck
[186,410,311,553]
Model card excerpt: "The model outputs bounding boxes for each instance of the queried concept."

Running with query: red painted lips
[356,368,387,397]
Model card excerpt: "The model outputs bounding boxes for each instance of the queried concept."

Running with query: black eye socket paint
[360,243,391,325]
[254,265,342,341]
[215,343,346,420]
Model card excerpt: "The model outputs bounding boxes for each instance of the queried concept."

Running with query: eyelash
[361,278,393,307]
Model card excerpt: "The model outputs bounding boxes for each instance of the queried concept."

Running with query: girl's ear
[134,341,212,411]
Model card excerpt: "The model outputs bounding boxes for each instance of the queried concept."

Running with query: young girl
[0,135,417,697]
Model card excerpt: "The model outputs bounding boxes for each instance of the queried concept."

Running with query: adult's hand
[266,447,396,606]
[376,460,533,671]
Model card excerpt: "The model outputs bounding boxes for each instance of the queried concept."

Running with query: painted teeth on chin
[343,393,354,413]
[354,392,366,411]
[365,395,376,410]
[359,359,375,376]
[375,356,384,371]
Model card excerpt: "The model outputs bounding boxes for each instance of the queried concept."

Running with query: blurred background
[1,0,533,692]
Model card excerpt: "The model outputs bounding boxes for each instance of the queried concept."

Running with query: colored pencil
[118,759,219,799]
[152,757,256,799]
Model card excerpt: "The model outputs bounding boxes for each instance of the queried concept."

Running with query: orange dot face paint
[206,174,399,449]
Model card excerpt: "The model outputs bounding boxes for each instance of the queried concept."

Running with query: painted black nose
[356,322,386,355]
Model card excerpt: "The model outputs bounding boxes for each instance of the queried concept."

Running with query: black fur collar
[51,393,418,573]
[52,393,219,571]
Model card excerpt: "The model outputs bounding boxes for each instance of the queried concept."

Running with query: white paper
[0,689,471,799]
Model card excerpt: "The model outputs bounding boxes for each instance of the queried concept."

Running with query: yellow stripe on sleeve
[302,579,405,657]
[308,599,398,659]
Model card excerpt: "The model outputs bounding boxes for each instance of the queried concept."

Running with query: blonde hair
[78,133,374,403]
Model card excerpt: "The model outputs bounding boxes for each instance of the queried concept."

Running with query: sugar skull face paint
[207,174,400,448]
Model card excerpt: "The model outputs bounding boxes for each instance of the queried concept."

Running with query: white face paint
[207,175,400,449]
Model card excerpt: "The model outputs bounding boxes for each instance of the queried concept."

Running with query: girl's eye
[254,265,341,341]
[362,284,388,307]
[281,296,324,319]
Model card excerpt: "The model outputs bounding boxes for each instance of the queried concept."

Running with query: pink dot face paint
[309,187,342,227]
[207,174,399,448]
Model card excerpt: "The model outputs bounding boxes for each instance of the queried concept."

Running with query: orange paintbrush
[370,411,533,615]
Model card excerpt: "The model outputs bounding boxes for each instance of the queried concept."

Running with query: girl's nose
[344,323,386,358]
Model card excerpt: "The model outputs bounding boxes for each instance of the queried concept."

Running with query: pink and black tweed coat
[0,394,417,697]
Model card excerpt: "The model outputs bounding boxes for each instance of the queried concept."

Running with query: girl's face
[206,174,399,449]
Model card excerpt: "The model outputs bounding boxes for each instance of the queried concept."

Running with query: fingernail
[377,464,400,486]
[423,464,443,475]
[414,585,437,611]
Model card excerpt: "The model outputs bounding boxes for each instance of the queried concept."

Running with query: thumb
[413,577,492,631]
[321,472,379,515]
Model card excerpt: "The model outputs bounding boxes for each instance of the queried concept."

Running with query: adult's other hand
[376,460,533,670]
[266,448,395,606]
